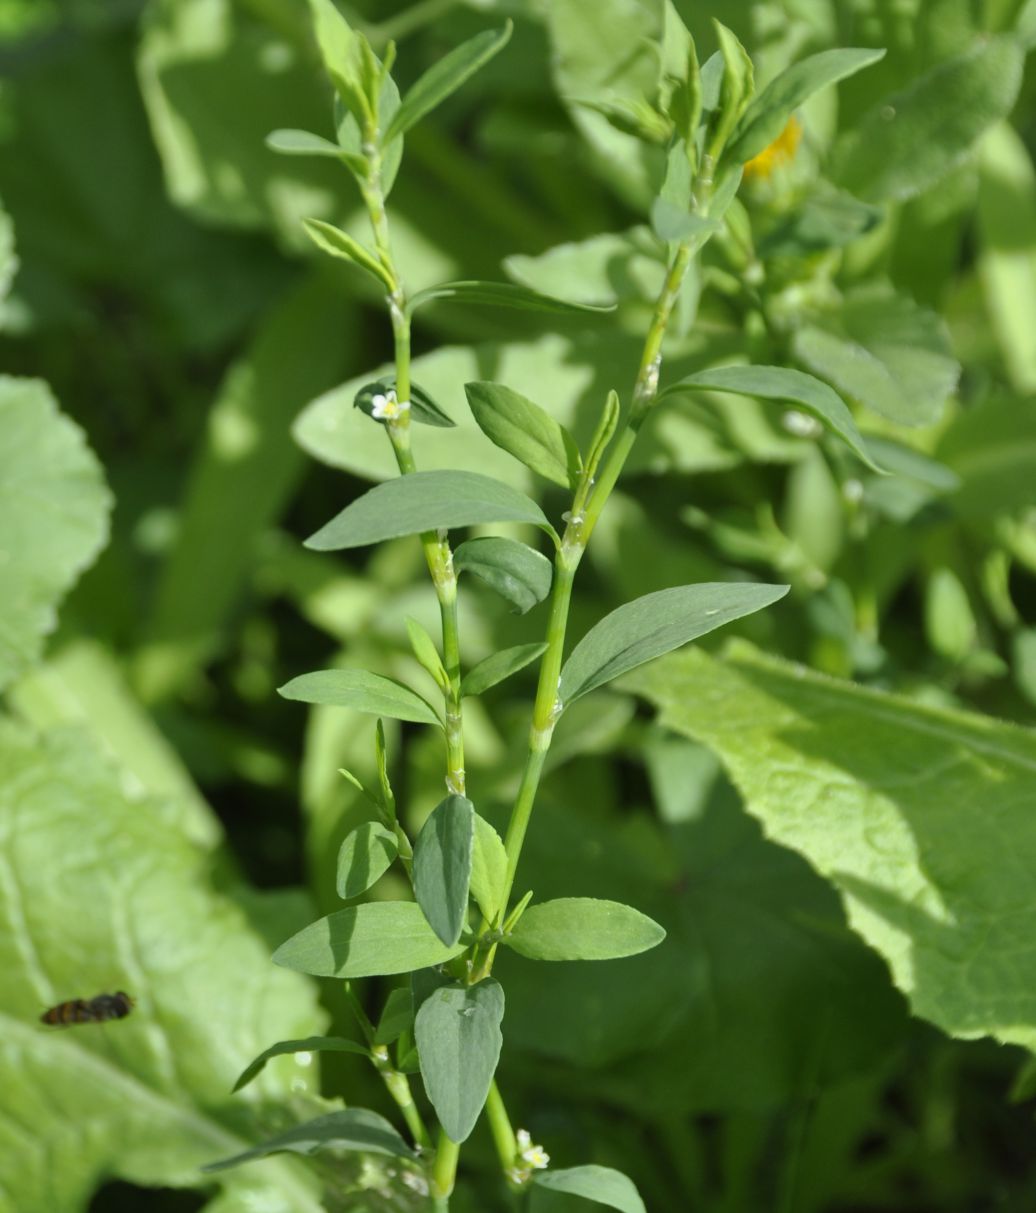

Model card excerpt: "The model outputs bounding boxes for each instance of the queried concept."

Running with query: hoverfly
[40,991,134,1026]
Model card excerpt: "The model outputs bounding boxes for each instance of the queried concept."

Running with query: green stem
[485,1080,518,1174]
[431,1130,460,1205]
[373,1045,432,1150]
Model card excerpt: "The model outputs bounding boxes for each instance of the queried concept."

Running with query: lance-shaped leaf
[408,279,615,316]
[374,988,414,1046]
[462,643,547,698]
[308,0,371,125]
[413,794,475,946]
[470,815,508,923]
[385,23,513,142]
[266,129,347,158]
[336,822,399,899]
[279,669,440,725]
[355,378,455,427]
[629,642,1036,1052]
[306,470,554,550]
[726,48,885,165]
[274,901,466,978]
[233,1036,369,1093]
[558,582,789,707]
[303,219,394,290]
[533,1165,647,1213]
[407,616,449,690]
[663,364,883,470]
[505,898,665,961]
[415,980,504,1142]
[466,381,581,488]
[203,1108,415,1171]
[454,536,552,614]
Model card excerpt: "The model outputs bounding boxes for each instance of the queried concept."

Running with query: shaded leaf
[374,987,414,1046]
[470,815,508,924]
[266,128,344,158]
[462,643,547,698]
[279,669,440,726]
[203,1108,415,1171]
[505,897,666,961]
[415,980,504,1142]
[454,536,553,614]
[355,378,455,427]
[336,822,399,899]
[533,1165,646,1213]
[273,901,466,978]
[413,794,475,947]
[409,279,614,316]
[233,1036,368,1093]
[302,218,393,289]
[559,582,789,707]
[465,381,581,488]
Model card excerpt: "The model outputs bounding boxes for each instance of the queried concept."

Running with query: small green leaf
[408,279,614,316]
[374,719,395,814]
[650,200,720,244]
[664,364,883,470]
[374,987,414,1046]
[354,378,455,427]
[385,23,513,142]
[279,669,441,725]
[454,537,552,614]
[584,390,621,483]
[302,219,394,290]
[336,822,399,899]
[266,129,346,158]
[465,381,581,489]
[470,815,508,924]
[462,643,547,698]
[559,582,789,707]
[305,470,554,550]
[727,48,885,165]
[308,0,371,126]
[406,617,449,690]
[706,21,754,159]
[415,980,504,1142]
[505,898,665,961]
[202,1108,415,1172]
[413,794,475,947]
[533,1165,647,1213]
[233,1036,368,1093]
[273,901,466,977]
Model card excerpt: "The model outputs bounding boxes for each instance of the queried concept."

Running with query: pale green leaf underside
[279,668,440,725]
[505,897,666,961]
[0,377,111,691]
[233,1036,369,1092]
[305,469,553,550]
[533,1164,647,1213]
[202,1108,416,1172]
[629,642,1036,1051]
[273,901,466,978]
[415,980,505,1143]
[559,582,789,707]
[0,723,324,1212]
[664,365,883,470]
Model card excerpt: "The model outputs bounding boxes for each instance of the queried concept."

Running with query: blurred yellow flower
[743,116,802,180]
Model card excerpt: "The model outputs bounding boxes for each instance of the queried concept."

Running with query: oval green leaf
[462,643,547,698]
[305,470,554,550]
[385,23,513,142]
[266,128,346,158]
[470,815,508,924]
[413,794,475,947]
[726,48,885,165]
[505,898,665,961]
[465,381,581,488]
[374,987,414,1046]
[202,1108,415,1172]
[663,364,883,470]
[408,279,614,316]
[233,1036,369,1093]
[273,901,466,978]
[533,1165,647,1213]
[415,980,504,1143]
[454,536,552,614]
[336,821,399,899]
[558,582,789,707]
[279,669,441,725]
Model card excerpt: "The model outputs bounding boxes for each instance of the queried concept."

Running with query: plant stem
[485,1080,518,1173]
[431,1130,460,1206]
[365,155,466,797]
[372,1045,432,1150]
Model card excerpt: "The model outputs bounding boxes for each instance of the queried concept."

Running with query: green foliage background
[2,0,1036,1210]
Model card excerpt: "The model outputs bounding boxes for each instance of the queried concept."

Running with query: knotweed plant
[204,4,883,1208]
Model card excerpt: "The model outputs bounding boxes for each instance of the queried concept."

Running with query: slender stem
[431,1130,460,1205]
[485,1081,518,1174]
[365,154,466,797]
[373,1045,432,1150]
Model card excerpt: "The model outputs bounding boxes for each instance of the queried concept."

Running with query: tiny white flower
[782,409,822,438]
[370,390,394,419]
[843,478,864,504]
[516,1128,549,1170]
[516,1129,532,1150]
